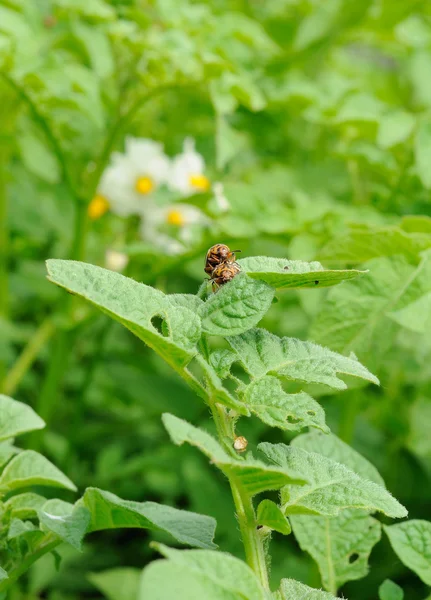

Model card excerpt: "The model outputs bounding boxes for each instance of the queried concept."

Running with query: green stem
[209,401,270,590]
[0,535,60,593]
[1,318,55,396]
[0,145,8,319]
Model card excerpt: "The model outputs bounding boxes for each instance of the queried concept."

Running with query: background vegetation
[0,0,431,598]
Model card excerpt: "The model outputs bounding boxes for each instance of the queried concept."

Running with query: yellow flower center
[189,174,210,192]
[135,176,154,195]
[166,209,186,227]
[88,194,110,220]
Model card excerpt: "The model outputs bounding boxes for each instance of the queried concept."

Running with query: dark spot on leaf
[286,415,301,424]
[307,410,316,416]
[314,280,319,285]
[348,553,360,564]
[151,315,169,337]
[284,266,290,270]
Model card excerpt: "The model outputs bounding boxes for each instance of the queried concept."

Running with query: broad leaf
[0,394,45,441]
[4,492,47,519]
[199,274,274,336]
[292,431,385,485]
[320,226,431,264]
[88,568,141,600]
[46,260,202,368]
[227,328,379,389]
[377,111,416,149]
[0,450,76,492]
[0,567,7,582]
[379,579,404,600]
[163,413,306,497]
[384,520,431,585]
[0,442,19,468]
[259,443,407,518]
[81,487,217,550]
[311,253,431,360]
[291,510,381,592]
[238,256,364,289]
[257,499,291,535]
[276,579,340,599]
[389,291,431,334]
[139,545,266,600]
[39,499,91,551]
[290,432,384,591]
[244,376,328,433]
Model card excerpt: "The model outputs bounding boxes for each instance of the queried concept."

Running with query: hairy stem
[209,401,270,590]
[1,318,55,396]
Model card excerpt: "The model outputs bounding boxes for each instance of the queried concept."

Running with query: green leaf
[227,328,379,390]
[0,394,45,441]
[415,120,431,188]
[379,579,404,600]
[81,487,217,549]
[292,431,385,486]
[72,21,114,78]
[199,274,274,337]
[209,349,237,379]
[163,413,306,497]
[88,568,141,600]
[139,545,266,600]
[238,257,364,289]
[290,432,385,590]
[257,499,291,535]
[55,0,115,21]
[4,492,47,519]
[320,226,431,264]
[8,518,39,541]
[276,579,341,599]
[0,442,19,468]
[291,510,381,592]
[244,376,329,433]
[38,500,91,551]
[0,450,76,492]
[388,291,431,333]
[377,111,416,149]
[384,520,431,585]
[0,567,7,583]
[259,443,407,518]
[46,260,202,368]
[311,253,431,360]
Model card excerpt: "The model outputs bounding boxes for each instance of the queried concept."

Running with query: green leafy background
[1,0,431,599]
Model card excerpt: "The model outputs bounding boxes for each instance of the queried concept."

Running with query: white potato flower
[105,250,129,272]
[88,138,170,219]
[169,138,211,197]
[140,202,210,255]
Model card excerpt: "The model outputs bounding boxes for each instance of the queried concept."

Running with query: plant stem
[209,401,270,590]
[1,318,55,396]
[0,535,61,593]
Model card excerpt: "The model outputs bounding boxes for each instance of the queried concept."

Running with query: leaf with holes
[257,499,291,535]
[163,413,306,497]
[80,488,217,549]
[291,509,381,593]
[238,256,364,289]
[384,520,431,585]
[0,451,76,493]
[290,431,385,591]
[46,260,201,368]
[244,376,328,433]
[139,544,266,600]
[199,274,274,336]
[0,395,45,441]
[259,443,407,518]
[275,579,341,599]
[227,328,378,389]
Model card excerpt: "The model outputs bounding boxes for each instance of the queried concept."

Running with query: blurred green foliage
[0,0,431,598]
